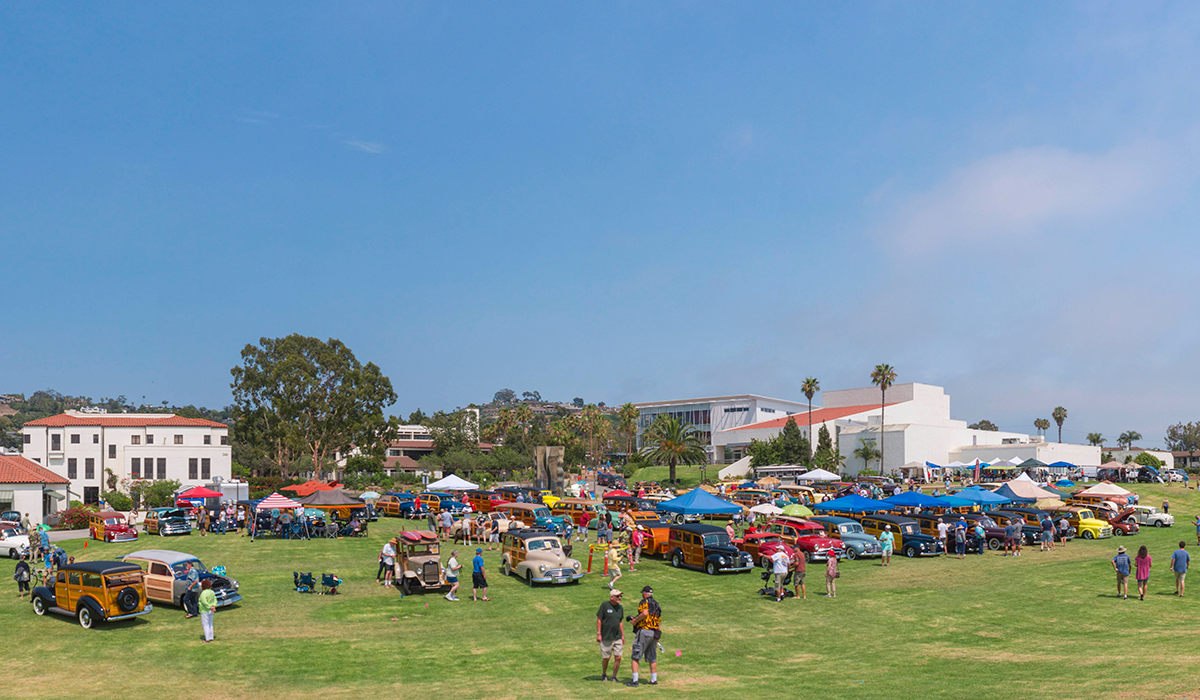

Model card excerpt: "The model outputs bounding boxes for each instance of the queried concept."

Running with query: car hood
[797,535,843,548]
[705,544,746,557]
[1,534,30,547]
[840,533,881,545]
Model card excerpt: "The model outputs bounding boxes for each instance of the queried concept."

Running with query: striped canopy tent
[255,492,304,510]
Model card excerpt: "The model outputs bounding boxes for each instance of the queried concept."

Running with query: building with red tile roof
[0,451,71,526]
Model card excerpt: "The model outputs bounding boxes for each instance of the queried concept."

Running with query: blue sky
[4,3,1198,446]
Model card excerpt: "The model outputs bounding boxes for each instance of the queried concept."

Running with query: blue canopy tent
[953,486,1012,508]
[881,492,950,509]
[933,494,976,509]
[657,488,743,520]
[811,494,893,514]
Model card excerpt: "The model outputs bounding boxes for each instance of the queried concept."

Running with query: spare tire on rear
[116,587,140,613]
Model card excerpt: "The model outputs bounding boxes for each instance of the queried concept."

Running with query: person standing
[973,521,985,555]
[217,509,228,535]
[606,542,623,591]
[1194,515,1200,547]
[472,547,490,601]
[1163,499,1170,515]
[489,517,500,551]
[14,554,31,598]
[596,589,625,682]
[426,507,437,533]
[380,539,396,587]
[1112,545,1131,600]
[445,550,462,601]
[439,510,454,542]
[198,578,217,643]
[181,561,201,619]
[1134,545,1152,601]
[936,518,948,552]
[20,513,31,533]
[1012,517,1024,556]
[198,507,210,537]
[879,525,894,567]
[825,551,839,597]
[1172,541,1190,597]
[1003,519,1016,557]
[625,586,661,687]
[790,544,806,600]
[769,547,790,602]
[629,527,643,572]
[1059,516,1070,547]
[1040,516,1054,552]
[953,519,967,559]
[236,506,246,535]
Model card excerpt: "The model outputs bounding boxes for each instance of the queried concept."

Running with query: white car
[1124,505,1175,528]
[0,527,30,559]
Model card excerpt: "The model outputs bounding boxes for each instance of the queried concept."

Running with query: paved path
[48,529,88,542]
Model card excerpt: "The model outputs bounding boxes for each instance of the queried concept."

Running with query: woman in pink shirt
[1134,545,1152,601]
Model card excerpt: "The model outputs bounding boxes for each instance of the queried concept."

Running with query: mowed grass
[628,465,708,488]
[5,485,1200,699]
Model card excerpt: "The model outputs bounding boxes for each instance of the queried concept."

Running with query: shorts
[1176,571,1187,583]
[631,629,658,663]
[600,638,624,659]
[446,576,458,583]
[1041,531,1052,543]
[609,566,621,578]
[472,572,487,588]
[490,533,499,543]
[881,547,892,556]
[1117,573,1129,585]
[1136,578,1148,584]
[774,572,787,590]
[793,570,806,585]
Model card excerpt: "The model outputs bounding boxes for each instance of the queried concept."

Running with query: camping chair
[293,571,315,593]
[320,573,342,595]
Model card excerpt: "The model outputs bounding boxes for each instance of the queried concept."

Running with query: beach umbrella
[781,504,814,517]
[359,491,381,500]
[256,492,304,509]
[750,503,783,516]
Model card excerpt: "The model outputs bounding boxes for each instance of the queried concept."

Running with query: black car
[667,523,753,574]
[856,514,946,558]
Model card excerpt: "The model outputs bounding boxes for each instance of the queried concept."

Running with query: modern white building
[635,394,811,462]
[22,411,231,505]
[0,450,70,525]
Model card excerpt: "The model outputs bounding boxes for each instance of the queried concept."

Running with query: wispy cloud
[343,140,387,154]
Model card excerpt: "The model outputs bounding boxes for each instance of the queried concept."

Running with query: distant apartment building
[378,424,494,475]
[635,394,810,463]
[22,411,231,504]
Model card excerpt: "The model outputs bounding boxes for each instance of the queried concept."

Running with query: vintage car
[596,472,626,490]
[960,512,1055,549]
[734,532,791,569]
[420,492,471,515]
[763,516,847,561]
[121,549,242,607]
[376,493,414,517]
[449,511,525,542]
[1,526,30,559]
[499,529,585,585]
[601,495,659,515]
[1042,506,1113,539]
[1091,508,1140,536]
[31,561,153,629]
[536,490,561,508]
[808,516,883,560]
[495,486,541,503]
[89,511,139,542]
[731,489,773,510]
[1124,505,1175,528]
[667,523,753,574]
[550,498,606,528]
[389,530,448,595]
[629,510,671,556]
[143,508,193,537]
[856,514,945,558]
[496,502,567,534]
[466,490,509,513]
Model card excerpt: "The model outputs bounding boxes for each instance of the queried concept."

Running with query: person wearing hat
[1112,545,1132,600]
[626,586,661,687]
[878,524,894,567]
[471,547,490,602]
[596,588,625,682]
[606,542,623,591]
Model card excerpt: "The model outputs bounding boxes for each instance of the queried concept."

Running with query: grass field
[6,483,1200,699]
[627,465,708,488]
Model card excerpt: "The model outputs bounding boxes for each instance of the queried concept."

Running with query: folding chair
[293,571,315,593]
[320,573,343,595]
[324,522,340,539]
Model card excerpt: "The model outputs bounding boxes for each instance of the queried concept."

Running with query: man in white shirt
[769,549,791,602]
[380,540,396,587]
[936,519,949,549]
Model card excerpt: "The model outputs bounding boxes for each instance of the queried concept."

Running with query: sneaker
[647,680,657,685]
[445,594,454,601]
[625,680,639,687]
[600,675,607,682]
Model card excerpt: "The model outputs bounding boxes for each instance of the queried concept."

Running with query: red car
[734,532,791,569]
[765,516,846,561]
[1097,508,1141,537]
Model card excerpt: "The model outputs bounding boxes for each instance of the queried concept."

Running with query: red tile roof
[0,454,70,484]
[726,404,895,432]
[22,413,227,429]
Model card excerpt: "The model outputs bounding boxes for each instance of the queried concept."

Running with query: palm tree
[514,404,533,435]
[1034,418,1050,437]
[801,377,820,465]
[870,364,897,474]
[1118,430,1142,451]
[853,439,882,475]
[1052,406,1067,443]
[640,416,707,484]
[1086,432,1104,447]
[617,403,638,463]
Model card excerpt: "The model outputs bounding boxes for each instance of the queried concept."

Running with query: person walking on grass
[472,548,490,602]
[14,553,31,599]
[790,544,806,600]
[606,542,623,591]
[181,561,201,619]
[1172,541,1190,597]
[629,527,643,572]
[879,525,894,567]
[769,547,790,602]
[825,551,839,597]
[1163,499,1170,515]
[1112,545,1131,600]
[1193,515,1200,547]
[198,578,217,643]
[1134,545,1152,601]
[444,550,462,601]
[596,589,625,682]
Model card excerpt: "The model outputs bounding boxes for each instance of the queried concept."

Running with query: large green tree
[617,403,638,463]
[776,416,811,464]
[1052,406,1068,443]
[1165,422,1200,454]
[801,376,820,465]
[230,334,397,478]
[640,415,706,484]
[1034,418,1050,437]
[853,438,882,474]
[870,364,897,473]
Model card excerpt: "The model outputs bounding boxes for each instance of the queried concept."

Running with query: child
[606,543,623,591]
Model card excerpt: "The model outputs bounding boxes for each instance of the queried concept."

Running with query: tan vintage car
[121,549,241,607]
[499,529,584,586]
[390,530,447,595]
[449,512,524,543]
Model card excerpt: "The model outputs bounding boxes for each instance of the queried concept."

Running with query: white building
[22,411,231,505]
[635,394,811,463]
[0,451,70,525]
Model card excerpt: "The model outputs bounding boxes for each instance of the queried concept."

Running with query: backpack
[954,527,966,543]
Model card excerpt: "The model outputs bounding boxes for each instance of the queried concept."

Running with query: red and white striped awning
[256,492,303,509]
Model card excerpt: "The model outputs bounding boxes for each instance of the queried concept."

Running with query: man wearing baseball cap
[596,588,625,682]
[626,585,661,687]
[472,548,489,602]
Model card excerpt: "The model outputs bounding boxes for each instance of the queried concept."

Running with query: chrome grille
[422,561,440,584]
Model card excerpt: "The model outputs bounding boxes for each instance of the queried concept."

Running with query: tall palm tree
[1118,430,1142,451]
[870,364,897,474]
[801,377,820,465]
[514,404,533,435]
[617,403,638,463]
[1052,406,1068,443]
[640,416,706,484]
[853,439,882,475]
[1086,432,1104,447]
[1034,418,1050,437]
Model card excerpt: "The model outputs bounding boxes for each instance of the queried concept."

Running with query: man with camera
[625,585,661,687]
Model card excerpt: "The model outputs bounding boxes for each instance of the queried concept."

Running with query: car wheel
[760,556,771,569]
[1155,521,1165,528]
[705,561,718,575]
[844,547,858,561]
[8,548,16,560]
[1114,528,1124,537]
[671,552,682,568]
[988,538,1001,550]
[904,546,917,558]
[526,569,535,587]
[501,560,511,577]
[160,529,166,538]
[401,577,415,595]
[32,596,47,615]
[78,605,95,629]
[1082,531,1094,540]
[116,587,140,613]
[674,514,684,525]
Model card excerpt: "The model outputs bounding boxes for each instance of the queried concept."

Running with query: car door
[55,570,70,610]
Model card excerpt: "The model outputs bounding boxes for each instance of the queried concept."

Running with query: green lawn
[6,484,1200,699]
[628,465,709,488]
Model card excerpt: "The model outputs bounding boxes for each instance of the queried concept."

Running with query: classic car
[734,532,791,568]
[1124,505,1175,528]
[667,523,754,574]
[551,499,608,529]
[1090,508,1140,536]
[596,473,626,490]
[389,530,448,595]
[496,503,568,534]
[763,516,847,561]
[808,516,883,560]
[1042,506,1113,539]
[959,513,1050,549]
[499,529,585,585]
[376,493,415,517]
[31,561,153,629]
[495,486,542,504]
[0,509,19,523]
[466,490,509,513]
[1,526,30,559]
[143,508,193,537]
[449,511,524,542]
[89,511,139,542]
[856,514,945,558]
[601,495,659,515]
[536,490,561,508]
[629,510,671,556]
[121,549,242,607]
[421,492,471,515]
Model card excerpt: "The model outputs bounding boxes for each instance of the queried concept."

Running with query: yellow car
[1046,506,1113,539]
[539,491,561,507]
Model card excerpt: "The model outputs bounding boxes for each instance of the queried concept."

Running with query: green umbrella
[36,524,51,531]
[781,504,814,517]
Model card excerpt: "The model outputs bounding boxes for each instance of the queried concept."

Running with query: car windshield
[528,538,560,551]
[1078,510,1094,519]
[702,533,732,547]
[976,517,997,528]
[406,544,438,556]
[634,518,660,527]
[899,523,918,536]
[162,510,187,519]
[170,560,209,577]
[759,536,782,544]
[1,528,19,538]
[839,524,864,535]
[532,507,551,518]
[104,518,124,526]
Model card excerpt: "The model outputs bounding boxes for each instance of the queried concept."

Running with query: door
[55,571,70,609]
[146,562,175,604]
[685,533,703,566]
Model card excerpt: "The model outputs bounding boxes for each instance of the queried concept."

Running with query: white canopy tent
[426,474,478,491]
[797,468,840,482]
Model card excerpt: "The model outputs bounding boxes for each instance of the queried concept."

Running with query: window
[203,435,211,445]
[146,434,154,444]
[189,458,198,480]
[108,445,116,459]
[389,449,401,457]
[85,458,95,480]
[0,490,13,512]
[24,434,30,444]
[201,458,211,480]
[150,563,170,576]
[724,407,749,413]
[131,435,141,445]
[51,434,61,451]
[157,458,166,480]
[68,458,77,479]
[71,434,80,444]
[131,458,141,479]
[93,434,99,444]
[220,435,228,446]
[761,408,775,413]
[83,487,99,505]
[174,435,183,445]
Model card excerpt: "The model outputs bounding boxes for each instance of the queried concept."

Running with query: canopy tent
[993,480,1059,504]
[1039,485,1073,499]
[881,492,950,509]
[1048,461,1076,469]
[1034,498,1065,510]
[749,503,783,516]
[178,486,222,499]
[796,468,840,482]
[298,489,366,507]
[945,460,967,468]
[953,486,1012,505]
[605,490,633,498]
[657,488,742,515]
[1013,472,1036,483]
[934,494,976,509]
[1055,479,1076,487]
[1099,460,1127,470]
[1019,458,1048,469]
[358,491,381,500]
[281,480,338,497]
[426,474,478,491]
[1076,482,1133,497]
[756,477,782,487]
[255,492,304,510]
[811,494,893,514]
[781,504,815,517]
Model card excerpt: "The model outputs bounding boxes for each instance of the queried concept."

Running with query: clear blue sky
[4,3,1198,446]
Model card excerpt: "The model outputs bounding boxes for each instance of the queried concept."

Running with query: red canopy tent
[178,486,223,499]
[281,481,339,497]
[605,490,632,498]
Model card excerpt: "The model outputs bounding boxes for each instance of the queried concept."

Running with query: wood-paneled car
[734,532,790,569]
[89,511,138,542]
[376,493,430,519]
[420,492,470,515]
[466,490,509,513]
[601,495,659,515]
[629,510,670,556]
[549,499,607,529]
[143,508,193,537]
[667,523,753,575]
[808,516,883,560]
[496,503,568,534]
[449,511,524,542]
[855,514,944,558]
[499,529,584,586]
[122,549,241,607]
[31,561,153,629]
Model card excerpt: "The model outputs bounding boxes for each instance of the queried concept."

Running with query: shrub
[56,506,94,530]
[103,491,133,511]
